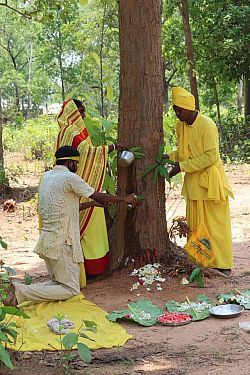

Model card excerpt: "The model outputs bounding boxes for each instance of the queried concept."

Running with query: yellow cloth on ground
[169,112,234,269]
[7,295,132,352]
[172,87,196,110]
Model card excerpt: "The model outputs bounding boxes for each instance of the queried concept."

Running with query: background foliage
[1,0,249,186]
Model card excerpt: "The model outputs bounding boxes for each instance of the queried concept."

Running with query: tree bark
[0,94,6,191]
[179,0,199,110]
[25,40,33,119]
[58,28,65,102]
[237,78,243,115]
[245,69,250,119]
[110,0,171,269]
[212,78,223,142]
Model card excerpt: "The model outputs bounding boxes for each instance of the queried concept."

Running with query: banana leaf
[165,295,214,321]
[106,300,163,326]
[218,290,250,309]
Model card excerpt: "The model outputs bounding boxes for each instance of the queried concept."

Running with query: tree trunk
[99,0,107,119]
[25,40,33,119]
[179,0,199,110]
[0,94,6,191]
[212,78,223,142]
[237,78,243,115]
[58,28,65,102]
[110,0,172,269]
[245,69,250,119]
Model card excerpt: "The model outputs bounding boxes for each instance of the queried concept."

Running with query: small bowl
[118,150,135,167]
[209,304,244,319]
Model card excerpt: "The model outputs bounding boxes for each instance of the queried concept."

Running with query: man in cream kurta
[14,152,95,304]
[7,146,137,305]
[168,87,234,276]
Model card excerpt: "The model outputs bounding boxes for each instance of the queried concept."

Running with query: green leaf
[84,320,97,332]
[62,332,78,349]
[1,307,29,319]
[141,164,158,178]
[133,152,144,159]
[4,328,17,341]
[0,343,14,369]
[24,273,33,285]
[100,118,116,131]
[217,290,250,309]
[79,0,89,5]
[77,342,92,364]
[0,310,6,321]
[197,273,205,288]
[166,296,213,321]
[2,267,16,276]
[156,144,165,163]
[106,84,113,103]
[0,273,10,282]
[106,309,128,322]
[103,173,116,195]
[91,52,100,67]
[136,195,144,201]
[158,165,168,178]
[0,237,7,250]
[129,147,142,152]
[107,300,163,327]
[0,331,9,342]
[79,332,94,341]
[189,267,201,282]
[83,93,96,106]
[164,159,175,165]
[152,166,160,183]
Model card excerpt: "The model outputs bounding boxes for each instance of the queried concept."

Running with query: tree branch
[0,1,32,19]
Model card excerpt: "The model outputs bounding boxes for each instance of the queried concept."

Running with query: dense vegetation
[0,0,249,187]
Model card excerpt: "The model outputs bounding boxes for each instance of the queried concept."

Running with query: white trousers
[14,244,81,304]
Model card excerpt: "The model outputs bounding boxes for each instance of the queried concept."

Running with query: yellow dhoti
[186,198,233,269]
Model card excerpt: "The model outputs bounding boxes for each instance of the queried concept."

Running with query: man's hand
[108,143,127,153]
[162,153,169,160]
[115,143,127,152]
[169,163,181,178]
[93,202,109,208]
[123,193,137,207]
[79,201,109,210]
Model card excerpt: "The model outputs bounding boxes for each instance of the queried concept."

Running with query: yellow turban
[172,87,195,111]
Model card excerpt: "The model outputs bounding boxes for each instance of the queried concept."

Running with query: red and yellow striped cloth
[57,99,109,282]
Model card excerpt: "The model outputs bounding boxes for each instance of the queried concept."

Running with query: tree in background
[178,0,199,109]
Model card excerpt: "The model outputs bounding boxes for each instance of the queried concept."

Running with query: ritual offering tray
[157,312,192,326]
[209,304,244,319]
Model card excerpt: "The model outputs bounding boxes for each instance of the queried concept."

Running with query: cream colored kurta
[14,166,96,303]
[34,165,95,262]
[170,113,234,269]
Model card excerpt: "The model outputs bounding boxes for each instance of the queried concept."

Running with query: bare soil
[1,154,250,375]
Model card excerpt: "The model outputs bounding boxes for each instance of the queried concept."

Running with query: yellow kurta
[170,113,234,269]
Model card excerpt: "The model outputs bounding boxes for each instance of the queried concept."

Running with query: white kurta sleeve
[68,173,95,198]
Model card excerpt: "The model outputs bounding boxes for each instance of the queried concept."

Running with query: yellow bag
[184,222,215,267]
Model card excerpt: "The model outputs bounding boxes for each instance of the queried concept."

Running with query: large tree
[110,0,174,269]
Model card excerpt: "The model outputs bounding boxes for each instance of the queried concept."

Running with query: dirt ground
[0,154,250,375]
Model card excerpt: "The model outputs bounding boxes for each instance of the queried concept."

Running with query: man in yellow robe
[168,87,234,276]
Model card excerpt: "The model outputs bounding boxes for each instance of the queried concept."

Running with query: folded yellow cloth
[7,294,132,351]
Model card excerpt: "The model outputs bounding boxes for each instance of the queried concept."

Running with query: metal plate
[158,320,192,327]
[209,304,244,319]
